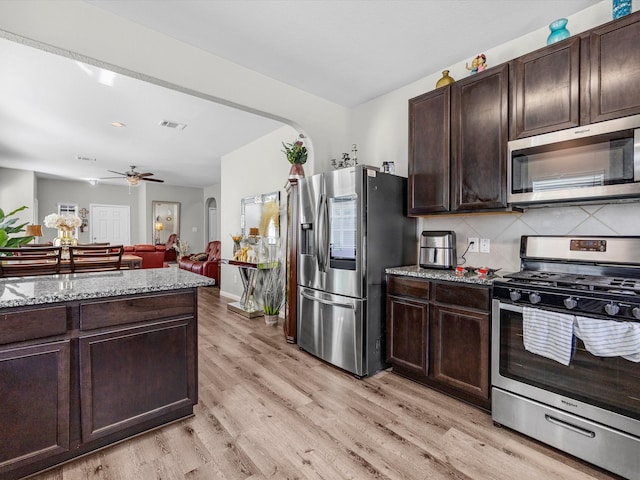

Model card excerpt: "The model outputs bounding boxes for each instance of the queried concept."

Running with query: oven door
[491,300,640,438]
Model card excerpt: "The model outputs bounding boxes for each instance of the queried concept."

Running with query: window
[58,203,79,237]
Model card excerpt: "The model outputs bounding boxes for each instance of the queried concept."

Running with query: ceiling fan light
[127,176,140,186]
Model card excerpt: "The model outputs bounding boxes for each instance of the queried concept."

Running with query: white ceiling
[0,0,601,188]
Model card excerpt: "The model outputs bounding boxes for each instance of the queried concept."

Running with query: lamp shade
[155,222,164,231]
[25,225,43,237]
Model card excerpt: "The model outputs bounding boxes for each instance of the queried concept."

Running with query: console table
[222,259,278,318]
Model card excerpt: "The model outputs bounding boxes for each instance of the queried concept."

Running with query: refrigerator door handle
[317,193,329,272]
[301,290,356,310]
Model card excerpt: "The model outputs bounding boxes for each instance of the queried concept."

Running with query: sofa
[178,240,220,284]
[123,244,167,269]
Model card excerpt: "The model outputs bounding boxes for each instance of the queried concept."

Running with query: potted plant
[261,263,285,326]
[0,206,34,248]
[282,134,308,179]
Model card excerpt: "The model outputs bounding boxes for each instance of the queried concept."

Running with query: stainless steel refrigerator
[297,165,416,377]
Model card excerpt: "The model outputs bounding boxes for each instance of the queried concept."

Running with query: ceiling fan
[100,166,165,186]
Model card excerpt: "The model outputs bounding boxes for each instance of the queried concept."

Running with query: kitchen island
[0,268,214,480]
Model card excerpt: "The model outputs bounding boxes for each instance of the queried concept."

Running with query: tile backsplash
[419,202,640,274]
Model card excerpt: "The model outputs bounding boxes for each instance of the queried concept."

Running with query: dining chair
[0,246,62,277]
[68,245,124,273]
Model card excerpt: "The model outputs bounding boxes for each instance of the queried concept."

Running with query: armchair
[178,240,220,285]
[164,233,178,262]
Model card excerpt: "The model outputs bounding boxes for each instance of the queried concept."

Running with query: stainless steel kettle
[419,231,456,269]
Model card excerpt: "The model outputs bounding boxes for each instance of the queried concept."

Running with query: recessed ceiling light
[111,121,126,128]
[88,179,99,186]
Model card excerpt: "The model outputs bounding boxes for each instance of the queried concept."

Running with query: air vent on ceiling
[159,120,187,130]
[76,155,96,161]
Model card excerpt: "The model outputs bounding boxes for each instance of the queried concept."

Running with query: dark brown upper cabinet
[409,63,509,215]
[408,87,451,214]
[510,37,581,139]
[510,11,640,139]
[588,12,640,123]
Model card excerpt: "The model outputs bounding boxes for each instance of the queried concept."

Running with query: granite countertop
[0,267,215,309]
[386,265,504,286]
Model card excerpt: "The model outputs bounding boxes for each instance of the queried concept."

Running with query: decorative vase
[53,228,78,260]
[436,70,455,88]
[264,313,279,326]
[547,18,570,45]
[289,163,305,179]
[613,0,632,19]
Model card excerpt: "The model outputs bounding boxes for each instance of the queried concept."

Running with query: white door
[208,207,217,241]
[90,204,131,245]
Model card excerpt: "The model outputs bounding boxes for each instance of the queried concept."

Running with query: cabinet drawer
[387,276,429,299]
[432,282,489,310]
[0,306,68,345]
[80,291,195,330]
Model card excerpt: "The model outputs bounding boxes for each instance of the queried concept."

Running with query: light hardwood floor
[31,287,623,480]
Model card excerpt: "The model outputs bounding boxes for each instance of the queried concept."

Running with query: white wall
[0,167,37,228]
[220,125,297,299]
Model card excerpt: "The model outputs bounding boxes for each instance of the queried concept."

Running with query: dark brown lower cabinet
[0,340,71,475]
[0,289,198,480]
[387,275,491,411]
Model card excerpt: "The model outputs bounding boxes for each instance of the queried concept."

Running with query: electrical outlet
[480,238,491,253]
[468,237,479,253]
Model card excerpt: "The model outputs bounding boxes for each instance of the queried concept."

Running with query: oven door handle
[498,302,524,314]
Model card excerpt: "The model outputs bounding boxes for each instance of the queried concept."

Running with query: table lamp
[154,222,164,244]
[25,224,43,243]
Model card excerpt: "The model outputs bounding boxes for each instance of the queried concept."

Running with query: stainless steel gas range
[492,236,640,479]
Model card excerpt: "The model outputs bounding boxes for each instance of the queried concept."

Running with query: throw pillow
[190,252,208,261]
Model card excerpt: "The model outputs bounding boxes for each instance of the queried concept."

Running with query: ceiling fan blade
[99,176,127,179]
[137,172,154,177]
[107,170,127,176]
[142,177,165,183]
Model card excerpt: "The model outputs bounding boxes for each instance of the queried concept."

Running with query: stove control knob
[632,307,640,320]
[564,297,578,309]
[529,292,541,304]
[509,290,521,301]
[604,303,620,316]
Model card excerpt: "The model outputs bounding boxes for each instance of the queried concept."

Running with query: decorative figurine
[466,54,487,75]
[331,144,359,169]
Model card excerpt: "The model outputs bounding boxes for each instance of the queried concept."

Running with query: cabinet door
[451,63,509,211]
[386,295,428,376]
[0,341,70,476]
[510,37,580,138]
[408,87,450,214]
[430,304,490,408]
[589,13,640,123]
[79,318,196,443]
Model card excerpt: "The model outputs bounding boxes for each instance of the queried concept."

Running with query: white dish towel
[523,307,575,366]
[574,316,640,362]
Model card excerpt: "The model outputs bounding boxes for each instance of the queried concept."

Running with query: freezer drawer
[297,287,364,376]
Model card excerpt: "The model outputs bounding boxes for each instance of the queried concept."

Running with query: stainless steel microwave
[507,114,640,206]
